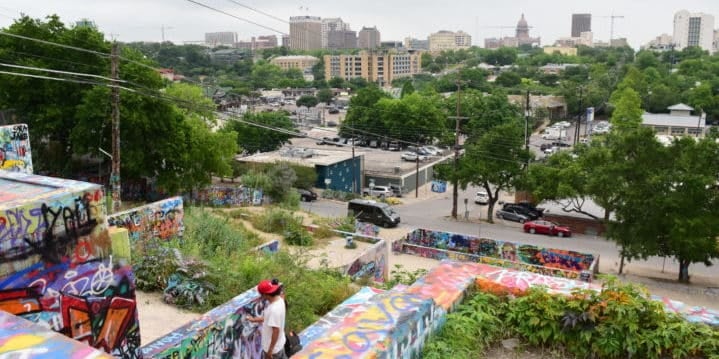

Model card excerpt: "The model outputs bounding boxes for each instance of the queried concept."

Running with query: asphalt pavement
[301,184,719,284]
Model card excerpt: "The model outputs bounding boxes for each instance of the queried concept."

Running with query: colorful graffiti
[0,123,33,174]
[293,291,434,359]
[474,264,599,295]
[0,172,140,357]
[343,240,388,283]
[651,295,719,326]
[399,229,599,281]
[189,186,264,207]
[255,239,280,254]
[355,221,379,237]
[0,310,114,359]
[107,196,184,244]
[140,286,266,358]
[299,286,384,345]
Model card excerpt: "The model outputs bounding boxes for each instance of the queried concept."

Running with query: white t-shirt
[260,298,286,354]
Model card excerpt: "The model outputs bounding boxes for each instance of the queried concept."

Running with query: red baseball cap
[257,279,282,295]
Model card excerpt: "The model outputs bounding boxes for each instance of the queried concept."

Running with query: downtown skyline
[0,0,718,48]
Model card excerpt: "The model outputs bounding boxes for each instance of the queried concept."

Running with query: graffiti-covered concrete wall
[396,228,599,281]
[189,186,263,207]
[0,171,140,357]
[0,310,114,358]
[0,123,33,174]
[140,286,265,358]
[107,196,184,244]
[343,240,388,283]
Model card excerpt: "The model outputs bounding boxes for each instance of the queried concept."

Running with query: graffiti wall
[140,286,266,358]
[473,263,599,296]
[398,228,598,281]
[189,186,264,207]
[0,310,114,358]
[354,221,379,237]
[342,240,388,283]
[299,286,384,345]
[651,295,719,327]
[293,291,434,359]
[107,196,184,244]
[0,171,140,357]
[254,239,280,254]
[0,123,33,174]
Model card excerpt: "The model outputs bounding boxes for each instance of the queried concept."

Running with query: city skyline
[1,0,718,48]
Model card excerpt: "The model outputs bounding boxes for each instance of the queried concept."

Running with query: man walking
[249,279,287,359]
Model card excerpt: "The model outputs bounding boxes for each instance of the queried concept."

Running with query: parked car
[523,220,572,237]
[401,152,427,162]
[362,185,393,198]
[495,208,529,223]
[328,107,339,114]
[316,137,331,145]
[551,141,571,148]
[348,199,400,228]
[553,121,572,128]
[297,188,318,202]
[389,184,403,198]
[543,146,558,155]
[502,203,541,220]
[388,141,401,151]
[369,140,379,148]
[327,120,338,127]
[474,191,489,205]
[423,145,444,155]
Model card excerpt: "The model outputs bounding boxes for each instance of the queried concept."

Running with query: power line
[223,0,288,25]
[183,0,288,35]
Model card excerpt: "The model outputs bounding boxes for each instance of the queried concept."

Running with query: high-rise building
[327,29,357,49]
[571,14,592,37]
[322,18,349,48]
[714,30,719,53]
[673,10,715,51]
[324,51,421,86]
[290,16,322,50]
[358,26,381,49]
[205,32,237,47]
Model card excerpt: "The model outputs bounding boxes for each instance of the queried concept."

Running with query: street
[301,185,719,284]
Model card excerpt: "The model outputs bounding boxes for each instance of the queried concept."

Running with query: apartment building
[358,26,381,49]
[324,51,421,86]
[205,32,237,47]
[428,30,472,52]
[270,55,320,71]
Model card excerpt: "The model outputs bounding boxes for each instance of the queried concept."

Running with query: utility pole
[351,127,357,193]
[449,81,468,219]
[110,42,121,213]
[415,153,420,198]
[524,90,531,171]
[575,86,584,146]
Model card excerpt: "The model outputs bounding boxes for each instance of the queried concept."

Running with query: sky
[0,0,718,48]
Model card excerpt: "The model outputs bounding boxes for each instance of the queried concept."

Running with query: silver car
[495,209,529,223]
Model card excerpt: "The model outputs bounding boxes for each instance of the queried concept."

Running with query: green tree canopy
[223,112,295,154]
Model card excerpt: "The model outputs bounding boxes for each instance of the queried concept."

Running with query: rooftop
[642,112,705,128]
[667,103,694,111]
[0,171,100,209]
[238,146,363,167]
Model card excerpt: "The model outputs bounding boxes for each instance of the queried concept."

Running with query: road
[301,185,719,283]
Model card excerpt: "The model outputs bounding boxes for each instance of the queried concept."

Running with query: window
[670,127,685,136]
[687,128,702,135]
[653,126,668,134]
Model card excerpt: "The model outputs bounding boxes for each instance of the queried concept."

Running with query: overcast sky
[0,0,717,48]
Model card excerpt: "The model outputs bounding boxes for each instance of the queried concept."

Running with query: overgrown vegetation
[133,207,354,330]
[424,278,719,358]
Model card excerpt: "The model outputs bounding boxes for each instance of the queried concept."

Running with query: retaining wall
[189,186,264,207]
[0,310,114,358]
[107,196,184,245]
[0,171,140,357]
[140,286,265,358]
[395,228,599,281]
[0,123,33,174]
[341,239,388,283]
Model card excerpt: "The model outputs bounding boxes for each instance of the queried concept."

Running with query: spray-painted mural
[343,240,388,283]
[107,196,184,244]
[354,221,379,237]
[0,171,140,357]
[299,286,384,346]
[293,291,434,359]
[397,228,599,281]
[254,239,280,254]
[0,310,114,358]
[140,286,266,358]
[651,295,719,326]
[0,123,33,174]
[189,186,264,207]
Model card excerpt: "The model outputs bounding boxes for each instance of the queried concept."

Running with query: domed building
[484,13,541,49]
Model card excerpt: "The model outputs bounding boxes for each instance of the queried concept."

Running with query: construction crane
[597,14,625,43]
[161,25,174,42]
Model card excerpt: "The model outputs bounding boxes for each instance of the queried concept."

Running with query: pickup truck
[362,186,393,198]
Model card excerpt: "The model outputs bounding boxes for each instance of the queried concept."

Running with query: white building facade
[673,10,715,51]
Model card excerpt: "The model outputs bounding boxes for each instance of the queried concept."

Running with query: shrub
[251,208,302,234]
[311,224,335,239]
[284,224,314,246]
[334,216,356,233]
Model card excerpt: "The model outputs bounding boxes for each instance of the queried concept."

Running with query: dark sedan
[523,220,572,237]
[495,209,529,223]
[297,189,318,202]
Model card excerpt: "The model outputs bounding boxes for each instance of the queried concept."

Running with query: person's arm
[247,315,263,323]
[266,326,280,358]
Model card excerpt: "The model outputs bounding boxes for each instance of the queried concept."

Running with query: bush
[311,224,335,239]
[284,224,313,246]
[250,208,302,234]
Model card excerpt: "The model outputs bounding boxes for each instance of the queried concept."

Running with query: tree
[609,87,643,130]
[495,71,522,88]
[223,112,295,154]
[401,82,415,98]
[316,88,333,104]
[484,47,518,66]
[296,95,319,108]
[341,85,390,136]
[328,76,346,89]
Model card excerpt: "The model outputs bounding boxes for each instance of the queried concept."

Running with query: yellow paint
[0,159,25,170]
[0,334,45,353]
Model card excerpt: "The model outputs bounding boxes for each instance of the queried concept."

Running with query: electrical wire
[183,0,288,35]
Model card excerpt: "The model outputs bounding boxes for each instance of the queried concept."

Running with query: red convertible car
[523,220,572,237]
